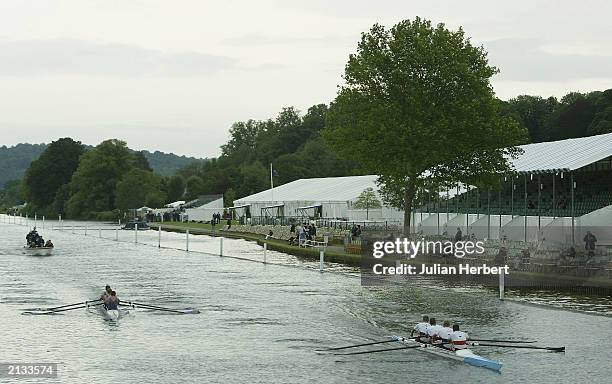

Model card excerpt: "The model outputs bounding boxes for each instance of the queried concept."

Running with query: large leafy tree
[65,139,133,218]
[324,18,526,234]
[165,174,186,202]
[22,138,84,210]
[132,151,153,172]
[115,169,163,210]
[503,95,558,143]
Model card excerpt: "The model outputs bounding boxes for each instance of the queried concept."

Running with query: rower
[101,285,112,301]
[449,324,469,350]
[410,315,430,342]
[105,291,119,310]
[427,318,443,344]
[438,320,453,344]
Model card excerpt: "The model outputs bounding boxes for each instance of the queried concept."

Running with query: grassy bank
[149,222,612,291]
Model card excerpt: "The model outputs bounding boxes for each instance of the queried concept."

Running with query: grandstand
[416,132,612,246]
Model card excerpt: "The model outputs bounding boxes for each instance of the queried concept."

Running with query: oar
[25,299,101,312]
[121,302,200,314]
[470,338,536,344]
[319,339,402,351]
[334,345,422,355]
[472,343,565,352]
[22,302,104,315]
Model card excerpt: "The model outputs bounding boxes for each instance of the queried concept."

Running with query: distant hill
[141,150,204,177]
[0,142,204,189]
[0,144,47,189]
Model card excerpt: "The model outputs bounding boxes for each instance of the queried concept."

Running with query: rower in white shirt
[437,320,453,344]
[427,318,443,344]
[448,324,469,350]
[410,315,430,342]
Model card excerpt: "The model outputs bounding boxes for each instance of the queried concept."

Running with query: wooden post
[186,229,189,252]
[135,223,138,244]
[263,242,267,264]
[319,249,325,272]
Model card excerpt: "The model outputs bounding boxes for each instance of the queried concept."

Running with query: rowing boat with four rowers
[323,315,565,373]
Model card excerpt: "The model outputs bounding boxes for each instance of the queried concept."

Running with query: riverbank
[148,222,363,266]
[149,222,612,292]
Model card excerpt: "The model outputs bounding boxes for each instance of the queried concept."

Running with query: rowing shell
[393,336,502,372]
[95,305,129,321]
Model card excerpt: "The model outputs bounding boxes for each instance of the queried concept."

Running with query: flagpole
[270,163,274,202]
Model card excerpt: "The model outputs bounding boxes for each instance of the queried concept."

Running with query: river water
[1,218,611,383]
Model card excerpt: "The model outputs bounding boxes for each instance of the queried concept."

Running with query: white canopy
[510,132,612,173]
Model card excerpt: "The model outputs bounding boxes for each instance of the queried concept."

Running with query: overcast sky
[1,0,611,157]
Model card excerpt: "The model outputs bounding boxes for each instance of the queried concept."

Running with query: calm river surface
[1,218,611,383]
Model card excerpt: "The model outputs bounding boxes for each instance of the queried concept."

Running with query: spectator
[309,223,316,239]
[528,200,535,209]
[305,224,313,240]
[495,247,507,266]
[356,225,362,237]
[351,224,358,239]
[583,231,597,258]
[298,225,306,245]
[227,218,232,230]
[265,230,273,240]
[454,227,463,242]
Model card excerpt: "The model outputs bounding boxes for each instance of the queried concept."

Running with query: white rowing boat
[95,305,128,321]
[393,336,502,372]
[23,246,54,256]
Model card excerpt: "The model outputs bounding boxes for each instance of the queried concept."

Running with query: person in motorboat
[411,315,430,342]
[44,239,54,248]
[104,291,120,310]
[448,324,469,350]
[35,236,45,247]
[26,227,40,247]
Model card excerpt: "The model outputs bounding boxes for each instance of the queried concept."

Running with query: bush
[95,210,120,221]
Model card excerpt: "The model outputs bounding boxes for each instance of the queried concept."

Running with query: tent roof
[261,203,285,209]
[297,204,323,210]
[228,204,251,210]
[510,132,612,173]
[234,175,378,203]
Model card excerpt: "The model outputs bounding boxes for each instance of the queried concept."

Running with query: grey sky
[1,0,611,157]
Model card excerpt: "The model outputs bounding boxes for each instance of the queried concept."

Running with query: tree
[185,175,205,201]
[65,139,133,218]
[0,179,24,209]
[504,96,558,142]
[224,187,236,207]
[166,174,186,202]
[132,151,153,172]
[324,18,526,235]
[353,187,382,219]
[115,169,163,210]
[22,138,84,209]
[221,120,263,157]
